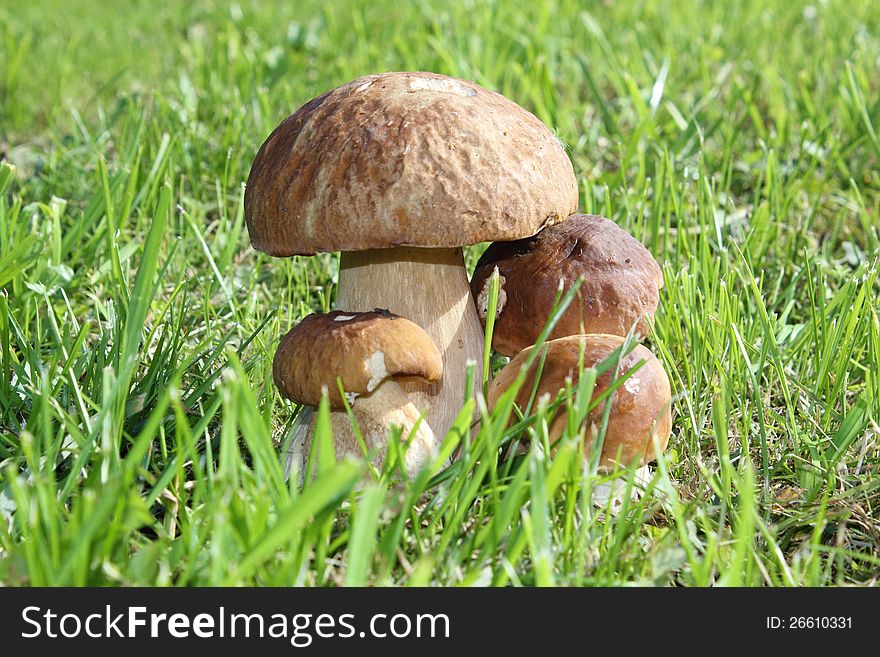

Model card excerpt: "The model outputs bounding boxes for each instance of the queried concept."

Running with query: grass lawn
[1,0,878,586]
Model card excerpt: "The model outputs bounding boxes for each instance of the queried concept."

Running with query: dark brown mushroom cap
[273,310,442,408]
[245,71,578,256]
[488,334,672,468]
[471,214,664,357]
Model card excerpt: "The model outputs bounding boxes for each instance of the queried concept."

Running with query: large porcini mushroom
[274,310,442,475]
[246,71,578,440]
[488,334,672,470]
[471,214,663,357]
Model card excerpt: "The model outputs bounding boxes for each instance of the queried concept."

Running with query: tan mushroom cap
[245,71,578,256]
[471,215,664,357]
[488,334,672,468]
[273,310,442,408]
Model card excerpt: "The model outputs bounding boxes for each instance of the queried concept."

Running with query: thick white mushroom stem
[335,247,484,440]
[291,380,437,478]
[349,380,437,476]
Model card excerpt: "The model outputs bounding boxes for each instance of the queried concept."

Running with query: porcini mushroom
[488,334,672,470]
[471,214,663,357]
[273,310,442,475]
[246,71,578,441]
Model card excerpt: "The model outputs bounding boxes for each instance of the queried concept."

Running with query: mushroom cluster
[246,71,577,475]
[246,71,673,488]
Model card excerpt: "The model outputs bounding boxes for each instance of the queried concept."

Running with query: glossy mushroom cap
[245,71,578,256]
[488,334,672,469]
[273,310,442,408]
[471,215,664,357]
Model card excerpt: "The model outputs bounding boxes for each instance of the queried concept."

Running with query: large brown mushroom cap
[273,310,442,408]
[245,71,578,256]
[488,334,672,468]
[471,215,664,357]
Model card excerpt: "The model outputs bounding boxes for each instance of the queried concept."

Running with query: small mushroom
[488,334,672,470]
[274,310,442,476]
[246,71,578,441]
[471,215,663,357]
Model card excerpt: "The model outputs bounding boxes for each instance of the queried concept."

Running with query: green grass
[1,0,879,586]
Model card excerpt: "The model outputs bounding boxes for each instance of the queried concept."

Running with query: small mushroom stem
[298,381,437,477]
[591,465,653,516]
[352,380,437,475]
[335,247,484,440]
